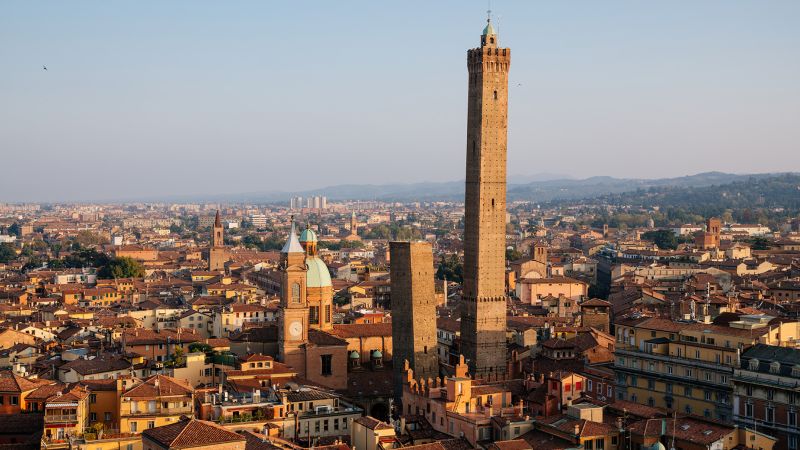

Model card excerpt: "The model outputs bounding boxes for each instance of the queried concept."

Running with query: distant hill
[123,171,797,204]
[568,173,800,215]
[246,172,791,203]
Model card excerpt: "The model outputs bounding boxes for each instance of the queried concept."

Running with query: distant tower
[390,241,439,402]
[278,220,309,373]
[695,217,722,250]
[212,210,223,247]
[460,14,510,379]
[350,211,358,237]
[208,210,227,271]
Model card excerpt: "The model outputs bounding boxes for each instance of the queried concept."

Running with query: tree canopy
[98,256,145,279]
[0,243,16,263]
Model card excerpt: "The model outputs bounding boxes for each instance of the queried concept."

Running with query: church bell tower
[278,219,309,373]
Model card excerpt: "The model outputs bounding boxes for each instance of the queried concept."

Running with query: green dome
[349,351,360,359]
[299,227,318,243]
[483,21,495,36]
[371,350,383,359]
[306,256,332,288]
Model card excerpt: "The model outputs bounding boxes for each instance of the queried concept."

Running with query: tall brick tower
[208,210,228,271]
[460,15,510,379]
[390,241,439,402]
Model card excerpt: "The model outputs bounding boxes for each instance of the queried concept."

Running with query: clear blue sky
[2,1,799,202]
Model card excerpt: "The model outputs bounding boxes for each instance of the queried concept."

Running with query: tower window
[291,283,300,303]
[491,199,495,208]
[493,90,497,100]
[490,37,494,44]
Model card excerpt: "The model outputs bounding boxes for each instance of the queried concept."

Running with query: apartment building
[733,345,800,450]
[613,316,790,422]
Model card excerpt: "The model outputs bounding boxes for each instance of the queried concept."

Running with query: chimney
[574,424,581,436]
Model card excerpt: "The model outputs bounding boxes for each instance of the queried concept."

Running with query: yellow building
[42,384,91,447]
[119,375,193,434]
[613,315,792,422]
[80,378,129,431]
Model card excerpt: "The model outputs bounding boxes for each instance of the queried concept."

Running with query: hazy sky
[2,1,799,202]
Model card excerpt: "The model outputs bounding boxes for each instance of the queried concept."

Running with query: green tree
[74,230,108,247]
[339,239,365,249]
[506,248,522,261]
[0,243,17,263]
[436,254,463,283]
[749,237,771,250]
[7,223,21,237]
[98,256,145,279]
[641,229,679,250]
[189,343,213,354]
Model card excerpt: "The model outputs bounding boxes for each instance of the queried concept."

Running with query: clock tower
[278,219,309,374]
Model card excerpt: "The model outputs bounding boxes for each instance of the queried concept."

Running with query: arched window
[291,283,300,303]
[493,90,498,100]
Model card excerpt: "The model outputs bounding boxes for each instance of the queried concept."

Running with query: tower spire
[282,215,304,254]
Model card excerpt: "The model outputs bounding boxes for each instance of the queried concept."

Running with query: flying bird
[42,65,47,71]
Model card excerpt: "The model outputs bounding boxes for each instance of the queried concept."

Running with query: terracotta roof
[538,414,614,437]
[330,322,392,338]
[354,416,393,430]
[0,371,52,393]
[79,378,120,391]
[628,417,731,445]
[240,353,274,363]
[307,329,348,346]
[124,375,192,398]
[488,440,533,450]
[581,298,611,307]
[60,356,131,376]
[26,382,67,401]
[123,328,199,345]
[142,417,245,449]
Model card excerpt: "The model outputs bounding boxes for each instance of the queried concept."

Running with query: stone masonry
[460,20,510,379]
[390,241,439,402]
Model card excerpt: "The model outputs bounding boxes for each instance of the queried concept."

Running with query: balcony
[44,414,78,423]
[733,369,800,389]
[614,365,732,393]
[127,406,192,416]
[615,348,734,373]
[41,438,71,450]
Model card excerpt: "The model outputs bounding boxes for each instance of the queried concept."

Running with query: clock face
[289,321,303,338]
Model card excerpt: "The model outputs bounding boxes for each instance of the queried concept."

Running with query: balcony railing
[44,414,78,423]
[733,370,800,389]
[41,438,71,449]
[615,348,735,373]
[127,406,192,416]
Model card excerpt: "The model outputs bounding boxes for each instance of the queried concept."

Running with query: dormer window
[792,365,800,378]
[770,361,781,374]
[749,359,759,371]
